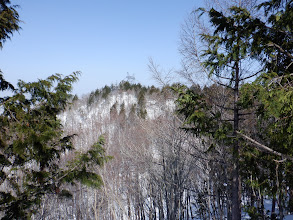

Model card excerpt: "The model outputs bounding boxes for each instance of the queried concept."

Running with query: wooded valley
[0,0,293,219]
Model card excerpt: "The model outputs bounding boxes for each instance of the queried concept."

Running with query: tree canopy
[175,0,293,218]
[0,1,110,218]
[0,0,20,49]
[0,72,110,219]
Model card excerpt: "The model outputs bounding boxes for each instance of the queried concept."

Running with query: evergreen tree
[177,5,262,218]
[0,73,110,219]
[119,102,125,117]
[137,90,147,119]
[239,0,293,217]
[176,0,292,218]
[0,0,19,97]
[0,0,20,48]
[110,101,118,120]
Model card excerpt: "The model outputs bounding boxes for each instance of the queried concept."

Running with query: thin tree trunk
[159,190,164,219]
[271,196,276,219]
[231,60,241,220]
[289,187,293,213]
[261,195,265,220]
[279,193,284,220]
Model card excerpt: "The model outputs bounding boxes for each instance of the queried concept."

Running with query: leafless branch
[236,131,293,161]
[268,42,293,60]
[148,57,174,86]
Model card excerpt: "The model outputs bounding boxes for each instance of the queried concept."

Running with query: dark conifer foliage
[0,0,20,48]
[175,0,293,219]
[0,73,110,219]
[0,2,110,218]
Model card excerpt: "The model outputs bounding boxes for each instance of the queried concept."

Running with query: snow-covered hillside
[36,82,292,220]
[37,83,204,220]
[59,89,175,128]
[58,83,177,151]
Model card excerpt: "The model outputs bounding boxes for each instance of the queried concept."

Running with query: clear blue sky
[1,0,201,96]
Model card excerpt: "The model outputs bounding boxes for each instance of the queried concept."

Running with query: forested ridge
[1,0,293,219]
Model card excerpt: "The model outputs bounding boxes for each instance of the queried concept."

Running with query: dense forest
[1,0,293,219]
